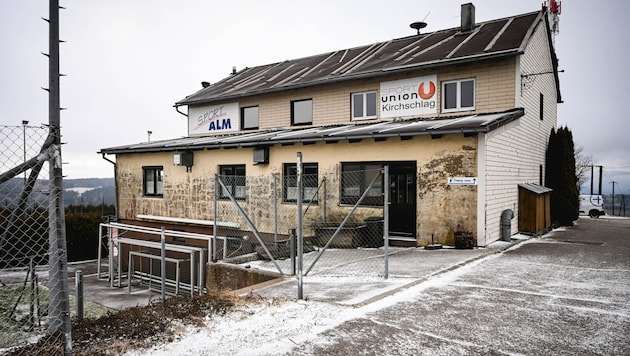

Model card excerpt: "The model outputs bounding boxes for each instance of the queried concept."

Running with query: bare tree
[575,145,594,192]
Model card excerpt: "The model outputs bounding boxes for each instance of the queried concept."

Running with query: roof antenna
[410,11,430,34]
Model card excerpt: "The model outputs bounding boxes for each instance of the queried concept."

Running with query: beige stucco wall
[116,133,478,246]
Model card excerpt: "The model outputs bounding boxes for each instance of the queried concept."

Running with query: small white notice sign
[448,177,478,185]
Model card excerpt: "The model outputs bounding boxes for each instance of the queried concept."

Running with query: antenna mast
[544,1,561,44]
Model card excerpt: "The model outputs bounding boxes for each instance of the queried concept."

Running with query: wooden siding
[479,19,558,245]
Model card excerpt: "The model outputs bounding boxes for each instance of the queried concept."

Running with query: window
[442,78,475,112]
[539,93,544,121]
[352,91,377,120]
[283,163,318,203]
[291,99,312,125]
[143,166,163,197]
[241,106,259,130]
[340,163,383,206]
[219,165,246,200]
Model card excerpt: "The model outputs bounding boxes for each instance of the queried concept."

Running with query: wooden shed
[518,183,552,235]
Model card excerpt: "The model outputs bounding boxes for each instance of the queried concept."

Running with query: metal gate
[212,154,390,288]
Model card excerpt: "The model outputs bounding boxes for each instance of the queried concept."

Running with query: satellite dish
[410,21,427,34]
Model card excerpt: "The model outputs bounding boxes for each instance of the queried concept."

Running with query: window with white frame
[442,78,475,112]
[241,105,259,130]
[352,91,377,120]
[291,99,313,125]
[143,166,164,197]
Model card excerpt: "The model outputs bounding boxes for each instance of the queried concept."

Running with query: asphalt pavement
[280,216,630,355]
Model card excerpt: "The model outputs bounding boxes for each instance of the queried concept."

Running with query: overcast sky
[1,1,628,195]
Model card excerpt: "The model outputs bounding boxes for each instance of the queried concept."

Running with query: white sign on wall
[448,177,478,185]
[188,102,239,136]
[380,75,437,118]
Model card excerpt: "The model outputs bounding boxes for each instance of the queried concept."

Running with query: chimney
[461,3,475,32]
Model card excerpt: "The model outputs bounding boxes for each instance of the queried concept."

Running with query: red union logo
[418,81,436,100]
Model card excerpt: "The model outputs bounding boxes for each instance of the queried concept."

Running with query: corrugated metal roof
[519,183,553,194]
[100,108,524,155]
[176,10,544,107]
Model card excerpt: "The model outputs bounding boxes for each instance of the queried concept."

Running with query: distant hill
[63,178,116,206]
[0,177,116,208]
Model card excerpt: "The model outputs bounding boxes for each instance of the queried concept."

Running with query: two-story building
[99,3,561,249]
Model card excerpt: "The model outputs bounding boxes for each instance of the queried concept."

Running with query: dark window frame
[143,166,164,197]
[283,163,319,204]
[340,162,384,206]
[539,93,544,121]
[291,99,313,126]
[219,164,246,201]
[241,105,259,130]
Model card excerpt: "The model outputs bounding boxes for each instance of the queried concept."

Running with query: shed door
[389,163,417,239]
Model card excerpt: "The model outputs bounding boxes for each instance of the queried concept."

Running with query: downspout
[477,132,487,246]
[101,153,119,220]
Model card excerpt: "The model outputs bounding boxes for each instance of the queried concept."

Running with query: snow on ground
[127,256,490,356]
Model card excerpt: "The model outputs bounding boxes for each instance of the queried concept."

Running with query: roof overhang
[99,108,524,155]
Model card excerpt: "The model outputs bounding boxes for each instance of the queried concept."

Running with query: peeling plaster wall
[115,135,477,247]
[418,144,478,245]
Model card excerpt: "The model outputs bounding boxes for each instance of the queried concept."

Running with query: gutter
[101,153,119,219]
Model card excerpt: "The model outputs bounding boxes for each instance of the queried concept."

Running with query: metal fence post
[274,176,279,242]
[384,165,390,279]
[76,270,84,320]
[289,228,296,276]
[29,257,36,331]
[213,174,218,261]
[161,226,166,300]
[296,152,304,300]
[323,177,327,224]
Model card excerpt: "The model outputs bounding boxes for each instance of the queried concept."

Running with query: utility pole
[590,165,603,195]
[610,181,618,216]
[44,0,72,353]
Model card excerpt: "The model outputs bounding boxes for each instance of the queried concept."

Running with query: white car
[579,195,606,218]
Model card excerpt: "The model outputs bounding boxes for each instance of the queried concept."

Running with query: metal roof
[176,10,546,107]
[99,108,524,155]
[519,183,553,194]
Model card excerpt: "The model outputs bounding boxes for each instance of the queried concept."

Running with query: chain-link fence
[0,124,72,355]
[215,165,388,278]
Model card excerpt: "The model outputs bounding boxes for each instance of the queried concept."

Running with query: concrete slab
[67,241,521,310]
